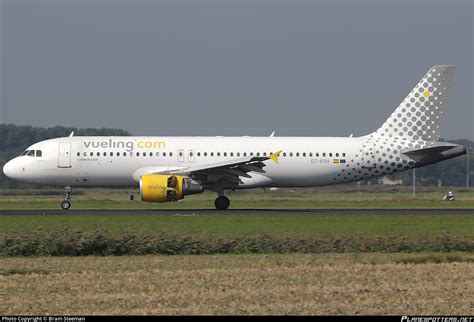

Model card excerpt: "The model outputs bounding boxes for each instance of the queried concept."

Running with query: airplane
[2,65,466,210]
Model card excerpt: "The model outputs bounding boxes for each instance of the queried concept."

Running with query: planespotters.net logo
[402,317,474,322]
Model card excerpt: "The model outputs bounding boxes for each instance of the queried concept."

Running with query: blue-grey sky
[1,0,473,139]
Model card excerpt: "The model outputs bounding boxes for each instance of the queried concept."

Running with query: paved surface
[0,208,473,215]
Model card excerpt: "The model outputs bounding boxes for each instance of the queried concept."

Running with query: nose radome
[3,160,16,179]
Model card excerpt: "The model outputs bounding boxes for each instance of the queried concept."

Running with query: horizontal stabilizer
[403,146,454,159]
[403,144,466,166]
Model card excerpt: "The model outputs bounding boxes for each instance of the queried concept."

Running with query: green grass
[0,213,472,237]
[1,188,473,239]
[0,188,473,210]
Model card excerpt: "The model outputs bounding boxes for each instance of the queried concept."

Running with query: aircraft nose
[3,159,17,179]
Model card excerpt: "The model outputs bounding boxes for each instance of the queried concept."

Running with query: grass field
[1,187,474,210]
[1,253,473,315]
[1,187,473,238]
[1,213,473,237]
[1,188,472,315]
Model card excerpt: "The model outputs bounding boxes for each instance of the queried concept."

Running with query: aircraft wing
[167,150,282,185]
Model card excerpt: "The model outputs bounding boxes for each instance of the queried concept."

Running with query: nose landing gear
[61,186,72,210]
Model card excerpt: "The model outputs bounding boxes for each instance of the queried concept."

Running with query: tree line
[0,123,472,188]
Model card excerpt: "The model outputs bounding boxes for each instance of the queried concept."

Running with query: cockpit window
[21,150,29,156]
[36,150,42,157]
[27,150,35,157]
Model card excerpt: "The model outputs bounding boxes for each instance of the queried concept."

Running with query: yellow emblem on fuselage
[269,150,283,164]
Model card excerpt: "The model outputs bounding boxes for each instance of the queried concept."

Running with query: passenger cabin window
[77,152,80,157]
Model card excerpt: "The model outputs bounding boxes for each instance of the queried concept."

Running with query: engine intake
[140,174,203,202]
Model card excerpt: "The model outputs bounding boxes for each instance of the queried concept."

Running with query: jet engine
[140,174,203,202]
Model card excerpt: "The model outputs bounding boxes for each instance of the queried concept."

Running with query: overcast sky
[0,0,473,139]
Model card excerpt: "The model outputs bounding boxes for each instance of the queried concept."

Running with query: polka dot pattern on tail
[371,65,455,142]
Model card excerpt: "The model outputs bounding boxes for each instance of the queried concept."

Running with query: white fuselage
[6,134,465,192]
[4,136,382,188]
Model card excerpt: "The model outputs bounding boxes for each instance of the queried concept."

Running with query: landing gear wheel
[61,200,71,210]
[60,186,72,210]
[214,196,230,210]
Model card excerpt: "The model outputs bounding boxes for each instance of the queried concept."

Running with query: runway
[0,208,473,216]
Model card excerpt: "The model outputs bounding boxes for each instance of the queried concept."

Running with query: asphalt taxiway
[0,209,473,215]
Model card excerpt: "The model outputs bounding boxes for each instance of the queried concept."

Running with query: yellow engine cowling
[140,174,203,202]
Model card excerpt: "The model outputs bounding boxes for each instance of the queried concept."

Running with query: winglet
[269,150,283,164]
[69,131,74,137]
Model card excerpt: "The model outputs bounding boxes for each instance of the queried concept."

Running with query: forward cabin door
[361,142,376,169]
[58,142,72,168]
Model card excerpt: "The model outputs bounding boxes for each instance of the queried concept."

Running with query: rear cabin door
[361,142,376,169]
[58,142,72,168]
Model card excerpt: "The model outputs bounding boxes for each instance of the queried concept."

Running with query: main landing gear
[61,186,72,210]
[214,196,230,210]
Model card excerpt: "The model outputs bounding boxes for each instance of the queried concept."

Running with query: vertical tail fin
[372,65,456,141]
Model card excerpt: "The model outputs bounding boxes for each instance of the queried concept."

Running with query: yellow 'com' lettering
[137,141,166,149]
